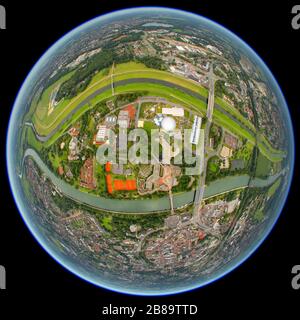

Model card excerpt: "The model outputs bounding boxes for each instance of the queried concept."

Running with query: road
[193,64,215,220]
[111,62,115,96]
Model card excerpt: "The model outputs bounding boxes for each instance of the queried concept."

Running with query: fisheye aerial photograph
[1,0,299,318]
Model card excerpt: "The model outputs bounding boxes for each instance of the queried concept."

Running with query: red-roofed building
[125,180,137,190]
[113,179,137,192]
[106,174,113,194]
[198,230,206,240]
[123,104,136,121]
[105,169,137,193]
[105,162,111,173]
[58,166,64,176]
[80,158,96,189]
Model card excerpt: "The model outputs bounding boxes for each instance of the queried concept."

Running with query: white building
[105,115,117,127]
[138,120,144,128]
[169,65,185,76]
[162,107,184,117]
[68,137,80,161]
[176,45,185,52]
[95,125,107,144]
[190,116,202,145]
[206,45,222,56]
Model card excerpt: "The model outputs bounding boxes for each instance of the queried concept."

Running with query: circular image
[7,7,294,295]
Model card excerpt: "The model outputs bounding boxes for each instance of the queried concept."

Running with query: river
[22,149,281,213]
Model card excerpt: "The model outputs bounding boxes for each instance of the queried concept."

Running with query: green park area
[255,151,273,178]
[267,177,282,198]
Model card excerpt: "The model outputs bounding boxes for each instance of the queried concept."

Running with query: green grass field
[32,71,75,123]
[253,210,264,222]
[257,141,285,162]
[28,62,285,163]
[48,152,62,170]
[255,151,273,177]
[32,62,209,134]
[215,97,256,132]
[113,70,209,98]
[102,216,113,231]
[143,120,157,134]
[258,134,286,159]
[26,126,43,151]
[33,78,112,135]
[113,61,149,73]
[267,177,282,197]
